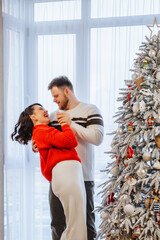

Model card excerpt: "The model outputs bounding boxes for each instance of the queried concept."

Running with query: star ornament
[147,17,160,39]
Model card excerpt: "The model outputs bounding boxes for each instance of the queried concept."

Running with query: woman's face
[31,105,50,125]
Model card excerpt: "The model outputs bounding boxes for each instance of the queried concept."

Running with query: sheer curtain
[2,0,160,239]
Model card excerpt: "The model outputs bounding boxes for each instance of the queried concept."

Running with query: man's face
[51,86,69,110]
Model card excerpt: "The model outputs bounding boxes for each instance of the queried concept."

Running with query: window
[91,0,160,18]
[34,0,81,21]
[38,34,76,112]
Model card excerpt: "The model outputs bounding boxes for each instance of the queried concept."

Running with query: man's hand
[32,139,38,153]
[56,112,72,126]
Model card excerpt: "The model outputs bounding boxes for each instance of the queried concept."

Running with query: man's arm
[32,139,38,153]
[70,121,103,146]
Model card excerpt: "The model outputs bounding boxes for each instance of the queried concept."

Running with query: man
[33,76,104,240]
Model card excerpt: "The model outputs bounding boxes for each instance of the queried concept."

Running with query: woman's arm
[33,124,78,149]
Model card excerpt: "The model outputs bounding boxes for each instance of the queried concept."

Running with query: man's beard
[60,96,69,110]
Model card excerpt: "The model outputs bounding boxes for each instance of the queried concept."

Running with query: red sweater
[32,124,81,181]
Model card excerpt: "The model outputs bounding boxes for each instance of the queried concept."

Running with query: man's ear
[64,87,70,96]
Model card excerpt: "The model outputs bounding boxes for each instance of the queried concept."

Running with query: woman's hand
[56,112,71,126]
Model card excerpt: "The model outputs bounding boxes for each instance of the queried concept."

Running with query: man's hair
[48,76,73,91]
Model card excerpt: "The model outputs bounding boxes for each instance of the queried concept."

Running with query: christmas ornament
[156,213,160,225]
[155,136,160,148]
[153,159,160,169]
[154,197,160,214]
[137,165,147,178]
[132,103,140,113]
[154,114,160,123]
[143,152,151,161]
[110,165,120,176]
[139,100,146,112]
[107,192,115,204]
[116,126,123,135]
[135,76,143,89]
[139,53,143,61]
[154,108,160,123]
[124,204,135,215]
[101,212,110,220]
[131,73,137,80]
[147,115,154,127]
[123,157,128,167]
[147,17,160,39]
[148,49,156,58]
[156,72,160,81]
[127,177,137,186]
[127,85,132,101]
[143,58,148,68]
[132,225,141,238]
[128,122,134,133]
[127,146,135,158]
[145,197,153,208]
[115,155,121,164]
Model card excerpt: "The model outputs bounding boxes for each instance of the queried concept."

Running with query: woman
[11,103,87,240]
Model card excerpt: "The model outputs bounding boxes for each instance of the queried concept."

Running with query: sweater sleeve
[70,105,104,146]
[34,124,78,149]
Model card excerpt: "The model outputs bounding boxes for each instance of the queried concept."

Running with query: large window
[3,0,160,239]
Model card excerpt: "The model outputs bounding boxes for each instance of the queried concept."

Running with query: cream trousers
[51,160,87,240]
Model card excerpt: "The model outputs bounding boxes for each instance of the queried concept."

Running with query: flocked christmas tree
[97,18,160,240]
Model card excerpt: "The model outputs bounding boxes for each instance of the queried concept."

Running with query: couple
[11,76,104,240]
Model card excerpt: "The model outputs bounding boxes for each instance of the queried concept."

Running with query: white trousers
[51,160,87,240]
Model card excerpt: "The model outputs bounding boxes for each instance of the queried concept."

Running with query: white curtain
[2,0,160,239]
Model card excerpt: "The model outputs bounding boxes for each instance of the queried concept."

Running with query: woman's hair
[11,103,42,145]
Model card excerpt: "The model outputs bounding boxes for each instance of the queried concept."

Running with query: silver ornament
[149,49,156,58]
[143,152,151,161]
[132,73,138,80]
[139,100,146,112]
[110,165,120,176]
[137,168,147,178]
[155,108,160,123]
[101,212,110,220]
[154,114,160,123]
[156,72,160,81]
[132,103,140,113]
[153,159,160,169]
[116,127,123,135]
[124,204,135,215]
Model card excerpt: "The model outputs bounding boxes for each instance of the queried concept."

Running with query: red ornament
[116,155,121,163]
[127,146,135,158]
[127,85,132,102]
[147,115,154,127]
[107,193,115,204]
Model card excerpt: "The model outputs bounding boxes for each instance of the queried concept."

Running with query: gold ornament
[155,136,160,148]
[135,76,143,89]
[145,197,153,208]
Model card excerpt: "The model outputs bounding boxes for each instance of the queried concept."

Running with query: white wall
[0,0,4,239]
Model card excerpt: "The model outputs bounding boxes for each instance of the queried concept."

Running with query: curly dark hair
[11,103,42,145]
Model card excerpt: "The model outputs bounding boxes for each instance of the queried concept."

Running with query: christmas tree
[97,18,160,240]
